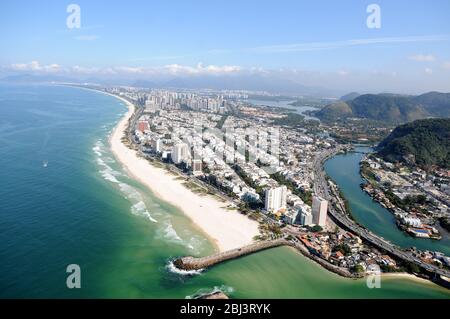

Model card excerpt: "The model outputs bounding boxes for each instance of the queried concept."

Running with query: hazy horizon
[1,0,450,95]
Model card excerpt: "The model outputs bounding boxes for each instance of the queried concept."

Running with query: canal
[324,146,450,256]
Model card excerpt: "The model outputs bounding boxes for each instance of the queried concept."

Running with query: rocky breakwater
[174,239,292,271]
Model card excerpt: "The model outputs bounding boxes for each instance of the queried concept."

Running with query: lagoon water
[324,148,450,256]
[0,85,448,298]
[245,98,319,120]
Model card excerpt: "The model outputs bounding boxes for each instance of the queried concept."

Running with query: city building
[265,186,287,213]
[151,138,162,153]
[191,159,203,175]
[299,208,313,226]
[312,195,328,226]
[172,143,190,164]
[137,120,149,133]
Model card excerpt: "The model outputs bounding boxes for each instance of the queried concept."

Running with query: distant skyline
[1,0,450,95]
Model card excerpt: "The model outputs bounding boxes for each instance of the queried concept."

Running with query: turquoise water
[0,84,448,298]
[324,147,450,256]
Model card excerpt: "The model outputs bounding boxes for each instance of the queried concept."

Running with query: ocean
[0,84,448,298]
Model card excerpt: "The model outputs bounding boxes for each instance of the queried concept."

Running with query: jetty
[174,239,292,270]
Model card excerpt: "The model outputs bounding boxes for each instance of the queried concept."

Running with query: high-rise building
[299,209,313,226]
[191,159,203,175]
[264,186,287,213]
[137,120,149,133]
[172,143,190,164]
[312,195,328,227]
[151,138,162,153]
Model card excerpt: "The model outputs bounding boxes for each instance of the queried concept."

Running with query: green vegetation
[272,113,305,127]
[383,188,429,211]
[334,243,351,256]
[316,101,353,121]
[315,92,450,123]
[352,264,365,273]
[360,162,377,182]
[340,92,360,102]
[412,91,450,117]
[377,118,450,168]
[307,225,323,233]
[350,94,427,123]
[403,261,421,274]
[233,164,265,199]
[270,172,312,205]
[439,217,450,232]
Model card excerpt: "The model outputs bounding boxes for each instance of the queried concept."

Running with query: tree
[353,264,365,273]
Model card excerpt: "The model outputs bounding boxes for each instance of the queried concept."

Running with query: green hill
[413,92,450,117]
[315,91,450,123]
[349,94,428,123]
[340,92,360,102]
[376,118,450,168]
[316,101,353,121]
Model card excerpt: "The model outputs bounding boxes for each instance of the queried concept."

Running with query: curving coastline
[107,94,260,252]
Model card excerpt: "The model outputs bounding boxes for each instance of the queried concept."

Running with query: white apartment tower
[151,138,162,153]
[264,186,287,213]
[172,143,190,164]
[312,195,328,227]
[299,207,313,226]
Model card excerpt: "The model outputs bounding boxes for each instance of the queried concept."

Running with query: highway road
[313,147,450,278]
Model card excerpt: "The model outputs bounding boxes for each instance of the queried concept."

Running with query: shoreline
[71,85,448,291]
[106,91,260,253]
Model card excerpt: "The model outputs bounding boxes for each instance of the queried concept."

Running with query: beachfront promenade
[174,239,291,270]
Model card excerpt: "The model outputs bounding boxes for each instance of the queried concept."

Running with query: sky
[1,0,450,95]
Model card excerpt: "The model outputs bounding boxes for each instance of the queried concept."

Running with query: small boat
[43,161,48,168]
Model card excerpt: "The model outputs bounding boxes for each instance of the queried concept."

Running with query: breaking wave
[166,260,203,276]
[131,201,157,223]
[93,139,157,223]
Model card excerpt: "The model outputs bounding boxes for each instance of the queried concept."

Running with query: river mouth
[324,146,450,256]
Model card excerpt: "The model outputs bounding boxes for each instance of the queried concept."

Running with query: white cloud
[11,61,61,72]
[164,63,241,75]
[425,68,433,74]
[338,70,349,76]
[409,54,435,62]
[7,61,242,77]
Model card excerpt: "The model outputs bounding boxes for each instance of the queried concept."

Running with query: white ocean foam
[166,260,203,276]
[156,222,195,250]
[118,182,141,201]
[185,285,235,299]
[103,156,115,164]
[93,140,158,224]
[163,222,183,242]
[101,170,120,183]
[131,201,157,223]
[97,158,122,184]
[117,183,158,223]
[186,236,206,253]
[92,140,105,156]
[92,146,102,157]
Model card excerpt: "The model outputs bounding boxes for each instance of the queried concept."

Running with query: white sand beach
[109,94,260,252]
